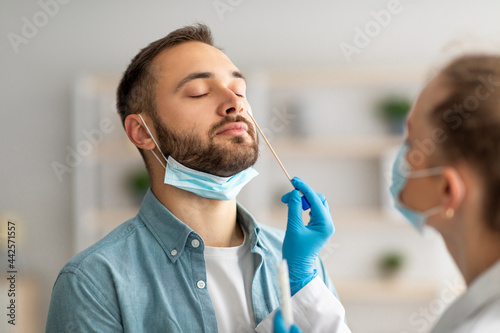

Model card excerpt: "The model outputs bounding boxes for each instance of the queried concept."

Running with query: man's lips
[216,122,249,136]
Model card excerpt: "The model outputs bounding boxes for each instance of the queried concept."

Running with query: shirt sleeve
[46,270,123,332]
[255,276,351,333]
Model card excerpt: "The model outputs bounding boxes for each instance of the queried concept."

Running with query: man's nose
[218,88,245,116]
[225,101,244,115]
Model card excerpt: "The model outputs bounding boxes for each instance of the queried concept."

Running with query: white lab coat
[255,276,352,333]
[430,259,500,333]
[256,259,500,333]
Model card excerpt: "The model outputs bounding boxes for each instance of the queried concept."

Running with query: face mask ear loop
[422,205,443,219]
[138,113,168,169]
[150,149,167,170]
[409,167,445,178]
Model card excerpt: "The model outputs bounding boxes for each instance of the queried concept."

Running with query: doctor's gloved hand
[274,309,302,333]
[281,177,335,296]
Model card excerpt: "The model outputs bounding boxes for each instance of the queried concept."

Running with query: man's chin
[213,150,259,177]
[170,136,259,177]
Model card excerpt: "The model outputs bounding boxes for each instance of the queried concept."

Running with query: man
[46,24,338,332]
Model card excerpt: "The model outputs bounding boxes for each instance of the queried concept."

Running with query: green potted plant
[126,168,150,205]
[378,96,412,134]
[377,250,406,280]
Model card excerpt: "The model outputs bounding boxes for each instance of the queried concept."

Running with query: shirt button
[170,249,178,256]
[197,280,206,289]
[191,239,200,248]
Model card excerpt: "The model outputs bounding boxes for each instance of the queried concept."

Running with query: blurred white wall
[1,0,500,330]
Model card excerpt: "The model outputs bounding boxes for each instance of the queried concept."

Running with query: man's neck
[151,182,244,247]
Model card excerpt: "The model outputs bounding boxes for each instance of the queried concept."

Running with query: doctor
[275,54,500,332]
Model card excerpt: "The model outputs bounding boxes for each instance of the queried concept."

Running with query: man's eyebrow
[175,72,213,91]
[232,71,246,82]
[174,71,246,92]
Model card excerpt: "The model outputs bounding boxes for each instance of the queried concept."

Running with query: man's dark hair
[117,23,213,123]
[116,23,214,162]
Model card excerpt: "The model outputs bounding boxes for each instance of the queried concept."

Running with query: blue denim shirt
[46,189,336,332]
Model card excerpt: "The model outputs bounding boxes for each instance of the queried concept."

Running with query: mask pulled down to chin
[138,113,258,200]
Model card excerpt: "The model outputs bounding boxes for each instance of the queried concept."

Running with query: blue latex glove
[274,309,302,333]
[281,177,335,295]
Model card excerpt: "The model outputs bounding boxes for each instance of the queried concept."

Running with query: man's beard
[152,113,259,177]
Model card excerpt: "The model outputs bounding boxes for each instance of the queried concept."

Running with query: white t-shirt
[205,232,256,333]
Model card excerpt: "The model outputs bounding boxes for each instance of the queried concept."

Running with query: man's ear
[124,114,156,150]
[442,167,466,210]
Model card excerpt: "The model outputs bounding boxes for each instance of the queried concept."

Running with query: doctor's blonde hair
[430,54,500,232]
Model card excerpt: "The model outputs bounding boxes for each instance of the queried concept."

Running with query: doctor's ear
[442,167,466,210]
[124,114,156,151]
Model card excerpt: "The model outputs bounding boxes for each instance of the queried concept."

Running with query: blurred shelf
[76,73,120,95]
[269,136,403,159]
[335,279,438,303]
[267,65,427,88]
[77,66,426,93]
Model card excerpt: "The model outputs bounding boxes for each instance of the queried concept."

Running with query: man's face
[149,41,259,177]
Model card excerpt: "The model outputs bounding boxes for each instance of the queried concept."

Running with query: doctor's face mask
[390,142,445,232]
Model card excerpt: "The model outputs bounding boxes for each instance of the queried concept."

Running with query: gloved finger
[307,192,326,217]
[313,192,331,213]
[281,191,293,204]
[319,196,334,226]
[302,189,333,234]
[274,309,288,333]
[291,177,327,216]
[290,324,303,333]
[316,192,326,205]
[286,190,304,231]
[284,190,310,210]
[321,198,331,213]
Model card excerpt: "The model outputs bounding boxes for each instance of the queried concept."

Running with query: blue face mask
[138,114,258,201]
[390,143,444,232]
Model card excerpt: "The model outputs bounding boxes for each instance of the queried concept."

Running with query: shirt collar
[432,259,500,332]
[137,189,264,263]
[235,201,265,252]
[463,258,500,310]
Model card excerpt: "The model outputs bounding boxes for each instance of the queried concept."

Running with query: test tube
[278,259,294,329]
